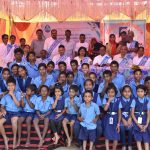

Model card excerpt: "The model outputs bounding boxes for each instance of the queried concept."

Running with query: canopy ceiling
[0,0,150,22]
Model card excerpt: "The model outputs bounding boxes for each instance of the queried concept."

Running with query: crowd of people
[0,28,149,150]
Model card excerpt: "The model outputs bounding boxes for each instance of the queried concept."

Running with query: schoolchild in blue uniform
[50,85,65,145]
[17,84,37,148]
[47,61,58,82]
[0,77,21,150]
[131,85,150,150]
[103,83,121,150]
[78,90,100,150]
[9,48,26,69]
[67,71,77,87]
[33,85,54,148]
[17,65,32,93]
[130,69,144,98]
[144,76,150,99]
[62,85,81,147]
[11,63,19,80]
[0,68,10,98]
[32,63,55,89]
[120,85,133,150]
[110,60,125,90]
[24,51,39,78]
[89,72,99,93]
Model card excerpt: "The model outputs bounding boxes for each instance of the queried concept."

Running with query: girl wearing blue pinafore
[102,83,121,150]
[50,85,65,145]
[131,85,150,150]
[120,85,133,150]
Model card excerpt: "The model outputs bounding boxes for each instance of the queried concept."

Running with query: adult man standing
[61,30,75,59]
[44,29,60,59]
[31,29,45,57]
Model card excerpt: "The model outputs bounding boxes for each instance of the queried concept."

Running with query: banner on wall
[104,20,146,45]
[41,22,100,42]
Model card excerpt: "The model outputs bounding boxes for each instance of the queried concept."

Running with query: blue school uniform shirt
[9,60,26,69]
[32,74,55,88]
[0,79,8,94]
[65,96,81,114]
[73,70,83,86]
[62,83,70,98]
[34,96,54,113]
[23,94,37,113]
[129,79,144,98]
[0,91,21,112]
[24,62,39,78]
[48,70,58,82]
[79,102,100,130]
[112,73,125,90]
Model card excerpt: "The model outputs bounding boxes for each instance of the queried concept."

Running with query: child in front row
[33,85,54,148]
[120,85,133,150]
[78,90,100,150]
[50,85,65,145]
[0,77,21,150]
[131,85,150,150]
[62,85,81,147]
[103,83,121,150]
[17,84,37,147]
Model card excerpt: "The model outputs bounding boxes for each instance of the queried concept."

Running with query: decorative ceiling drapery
[0,0,150,22]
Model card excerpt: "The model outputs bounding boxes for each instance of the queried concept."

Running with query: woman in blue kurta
[120,85,133,150]
[50,85,65,145]
[131,85,150,150]
[102,83,121,150]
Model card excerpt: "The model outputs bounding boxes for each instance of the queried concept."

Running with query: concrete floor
[55,144,79,150]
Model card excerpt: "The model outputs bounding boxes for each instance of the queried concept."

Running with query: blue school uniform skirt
[102,113,120,140]
[5,111,20,122]
[49,111,65,122]
[20,111,35,118]
[79,126,96,142]
[34,112,50,119]
[64,113,77,122]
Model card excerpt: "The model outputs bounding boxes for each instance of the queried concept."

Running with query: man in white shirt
[52,45,70,69]
[113,45,132,69]
[93,45,112,67]
[74,34,89,56]
[0,34,9,67]
[61,30,75,59]
[133,46,150,69]
[44,29,60,59]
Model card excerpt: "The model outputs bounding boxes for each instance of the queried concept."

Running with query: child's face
[26,88,32,96]
[15,52,23,61]
[79,49,86,56]
[122,87,131,99]
[89,74,97,83]
[40,87,48,97]
[55,88,62,97]
[82,65,89,74]
[84,81,93,90]
[18,68,26,77]
[67,75,74,83]
[29,54,36,62]
[71,63,78,71]
[12,66,18,75]
[84,92,93,103]
[110,64,118,73]
[58,74,66,84]
[7,83,16,92]
[137,88,145,98]
[69,89,76,98]
[103,74,111,82]
[107,89,116,98]
[2,71,10,80]
[58,47,65,55]
[47,64,54,73]
[145,80,150,90]
[39,66,46,76]
[40,50,47,59]
[134,71,142,81]
[58,64,66,72]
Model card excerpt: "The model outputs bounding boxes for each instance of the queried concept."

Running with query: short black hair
[26,84,37,93]
[65,30,71,33]
[100,45,106,50]
[136,84,147,92]
[67,71,74,77]
[144,76,150,83]
[39,85,49,93]
[11,63,19,70]
[133,68,142,74]
[120,31,127,36]
[103,70,112,76]
[36,29,43,33]
[2,34,8,39]
[2,68,10,74]
[47,61,55,67]
[69,85,79,93]
[106,83,118,95]
[14,48,24,55]
[20,38,26,42]
[70,59,78,66]
[110,60,119,68]
[58,45,65,49]
[81,63,89,68]
[80,34,85,37]
[38,63,47,70]
[109,34,115,38]
[84,79,94,86]
[6,77,16,85]
[83,90,93,97]
[59,71,67,77]
[58,61,67,67]
[26,51,36,62]
[10,35,16,39]
[89,72,97,77]
[121,85,132,94]
[138,46,144,51]
[78,46,87,56]
[54,84,64,95]
[18,65,28,75]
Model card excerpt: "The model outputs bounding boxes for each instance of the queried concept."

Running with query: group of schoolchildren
[0,47,150,150]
